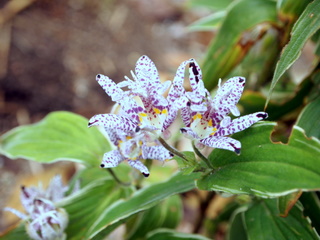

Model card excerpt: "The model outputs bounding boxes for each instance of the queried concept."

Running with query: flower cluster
[89,56,268,176]
[88,56,175,177]
[4,175,78,240]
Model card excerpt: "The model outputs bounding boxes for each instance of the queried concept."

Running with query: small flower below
[4,175,79,240]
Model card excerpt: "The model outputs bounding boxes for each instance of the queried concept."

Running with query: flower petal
[188,60,207,102]
[200,136,241,154]
[119,138,141,160]
[142,145,174,161]
[127,160,150,177]
[135,55,161,90]
[215,112,268,136]
[96,74,125,102]
[212,76,245,117]
[88,114,140,133]
[167,60,189,102]
[163,96,189,130]
[180,127,200,140]
[100,150,125,168]
[46,175,69,202]
[181,107,193,127]
[103,127,124,145]
[4,207,28,220]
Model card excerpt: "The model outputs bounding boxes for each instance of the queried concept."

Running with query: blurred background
[0,0,212,232]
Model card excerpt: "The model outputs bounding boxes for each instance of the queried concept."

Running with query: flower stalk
[192,142,213,169]
[158,137,190,163]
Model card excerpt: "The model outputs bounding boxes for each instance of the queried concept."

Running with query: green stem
[192,142,214,169]
[107,168,131,186]
[158,137,190,163]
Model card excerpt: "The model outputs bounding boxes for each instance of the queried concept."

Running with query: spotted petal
[96,74,125,102]
[46,175,69,203]
[100,150,125,168]
[127,160,150,177]
[214,112,268,136]
[212,76,246,117]
[88,114,140,133]
[142,145,174,161]
[188,60,207,103]
[180,127,200,140]
[135,55,161,90]
[167,59,189,102]
[200,136,241,154]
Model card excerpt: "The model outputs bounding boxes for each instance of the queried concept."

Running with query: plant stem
[192,142,213,169]
[107,168,131,186]
[158,137,190,163]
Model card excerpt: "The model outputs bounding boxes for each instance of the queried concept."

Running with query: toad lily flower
[88,56,175,177]
[4,175,79,240]
[179,60,268,154]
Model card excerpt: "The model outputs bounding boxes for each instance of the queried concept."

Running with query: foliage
[1,0,320,239]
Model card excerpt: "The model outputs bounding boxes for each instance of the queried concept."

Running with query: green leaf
[60,174,133,240]
[196,122,320,197]
[277,0,312,21]
[300,192,320,234]
[0,224,30,240]
[147,229,211,240]
[126,195,182,240]
[188,11,226,32]
[207,200,240,237]
[87,172,200,239]
[227,207,248,240]
[187,0,234,10]
[173,151,199,175]
[244,199,319,239]
[242,76,314,121]
[0,111,110,167]
[267,0,320,105]
[296,96,320,139]
[202,0,277,90]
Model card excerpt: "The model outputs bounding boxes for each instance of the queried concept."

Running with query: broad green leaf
[300,192,320,234]
[126,195,182,240]
[230,29,279,86]
[267,0,320,105]
[187,0,233,10]
[87,172,200,239]
[147,228,211,240]
[244,199,319,239]
[296,96,320,139]
[278,191,302,217]
[188,11,226,32]
[196,122,320,197]
[0,111,110,167]
[202,0,277,90]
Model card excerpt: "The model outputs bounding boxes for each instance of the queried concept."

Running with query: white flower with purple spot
[4,175,79,240]
[173,59,268,154]
[88,56,175,177]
